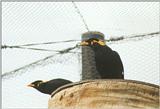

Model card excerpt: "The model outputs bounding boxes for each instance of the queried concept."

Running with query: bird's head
[80,38,106,46]
[81,31,106,46]
[27,80,48,89]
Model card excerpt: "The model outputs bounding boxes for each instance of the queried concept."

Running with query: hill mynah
[27,78,72,95]
[81,31,124,79]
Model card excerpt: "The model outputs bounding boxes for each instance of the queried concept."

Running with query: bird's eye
[37,82,43,87]
[37,82,41,87]
[36,83,40,87]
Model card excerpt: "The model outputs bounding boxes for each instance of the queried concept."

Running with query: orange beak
[27,84,35,87]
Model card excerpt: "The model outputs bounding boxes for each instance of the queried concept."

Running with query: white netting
[2,2,159,108]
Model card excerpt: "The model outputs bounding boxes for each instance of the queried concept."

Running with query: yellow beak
[27,84,35,87]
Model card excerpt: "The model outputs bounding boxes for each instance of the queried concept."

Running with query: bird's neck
[91,44,105,51]
[92,44,112,52]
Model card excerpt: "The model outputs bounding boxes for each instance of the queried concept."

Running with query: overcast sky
[2,2,159,108]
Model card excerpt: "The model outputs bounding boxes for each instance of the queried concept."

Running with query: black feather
[29,78,72,95]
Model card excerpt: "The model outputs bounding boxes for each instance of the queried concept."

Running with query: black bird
[81,32,124,79]
[27,78,72,95]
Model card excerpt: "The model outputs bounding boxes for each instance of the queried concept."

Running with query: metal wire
[2,31,159,79]
[1,45,79,53]
[72,1,90,31]
[2,45,80,79]
[4,39,80,47]
[105,31,160,42]
[1,31,159,51]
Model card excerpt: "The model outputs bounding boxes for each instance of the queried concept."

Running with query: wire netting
[2,2,159,108]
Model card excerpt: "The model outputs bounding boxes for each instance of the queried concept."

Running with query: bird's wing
[113,51,124,74]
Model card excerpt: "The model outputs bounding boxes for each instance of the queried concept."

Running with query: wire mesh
[2,2,159,108]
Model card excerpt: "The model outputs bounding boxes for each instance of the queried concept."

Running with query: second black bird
[27,78,72,95]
